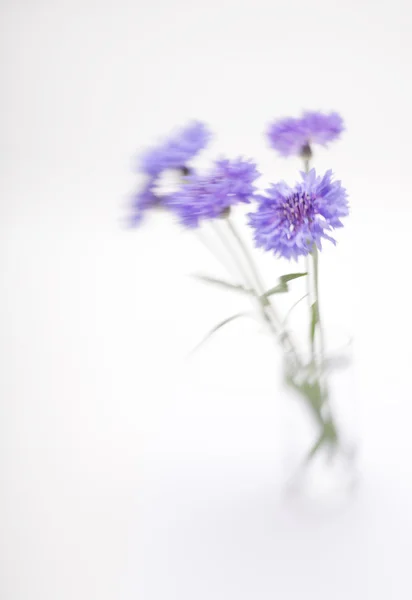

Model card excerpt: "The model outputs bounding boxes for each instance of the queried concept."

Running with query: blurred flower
[302,111,344,146]
[266,117,309,158]
[130,121,211,225]
[129,176,159,226]
[248,169,348,260]
[167,158,260,227]
[139,121,211,175]
[267,111,344,157]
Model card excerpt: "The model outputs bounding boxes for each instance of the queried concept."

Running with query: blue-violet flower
[248,169,348,260]
[130,121,211,224]
[129,176,159,226]
[167,158,260,227]
[267,111,344,157]
[140,121,211,176]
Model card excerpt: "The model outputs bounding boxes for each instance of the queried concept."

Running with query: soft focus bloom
[129,176,159,226]
[266,117,309,157]
[139,121,211,176]
[248,169,348,260]
[130,121,211,225]
[167,158,260,227]
[301,111,344,146]
[267,111,344,157]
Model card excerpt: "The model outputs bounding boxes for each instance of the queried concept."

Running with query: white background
[2,0,412,598]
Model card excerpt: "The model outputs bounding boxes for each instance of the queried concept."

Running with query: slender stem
[225,214,267,296]
[300,151,338,450]
[282,293,309,328]
[219,218,281,339]
[301,153,324,377]
[309,240,340,451]
[312,246,326,381]
[196,227,236,280]
[225,214,280,327]
[210,220,283,339]
[211,220,256,292]
[306,254,315,356]
[199,220,278,342]
[224,214,302,365]
[303,156,315,357]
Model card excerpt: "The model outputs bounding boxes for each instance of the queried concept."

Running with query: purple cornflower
[139,121,211,176]
[130,121,211,224]
[267,111,344,157]
[167,158,260,227]
[248,169,348,260]
[129,176,159,226]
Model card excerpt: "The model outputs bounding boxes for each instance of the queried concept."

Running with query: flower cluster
[267,111,344,157]
[127,111,351,467]
[166,158,260,227]
[130,111,348,259]
[248,169,348,260]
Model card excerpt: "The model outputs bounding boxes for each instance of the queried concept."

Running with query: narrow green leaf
[262,272,307,299]
[279,272,307,285]
[262,283,287,297]
[283,293,309,327]
[191,274,252,295]
[189,312,251,355]
[306,433,326,462]
[306,420,338,462]
[285,374,325,422]
[310,301,319,347]
[300,379,323,413]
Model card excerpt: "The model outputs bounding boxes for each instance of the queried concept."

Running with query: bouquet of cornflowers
[130,112,352,484]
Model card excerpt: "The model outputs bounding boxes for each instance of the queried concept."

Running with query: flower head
[267,111,344,157]
[129,176,159,226]
[139,121,211,176]
[248,169,348,260]
[167,158,260,228]
[130,121,211,225]
[301,111,344,146]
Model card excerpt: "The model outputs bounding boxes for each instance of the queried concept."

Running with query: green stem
[225,214,301,366]
[196,227,236,280]
[312,245,325,378]
[309,246,340,454]
[198,223,275,337]
[299,152,338,454]
[219,217,281,338]
[306,254,315,356]
[225,215,267,297]
[303,157,315,357]
[211,220,257,294]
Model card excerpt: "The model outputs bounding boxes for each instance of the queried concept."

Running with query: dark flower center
[180,166,191,176]
[281,192,316,228]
